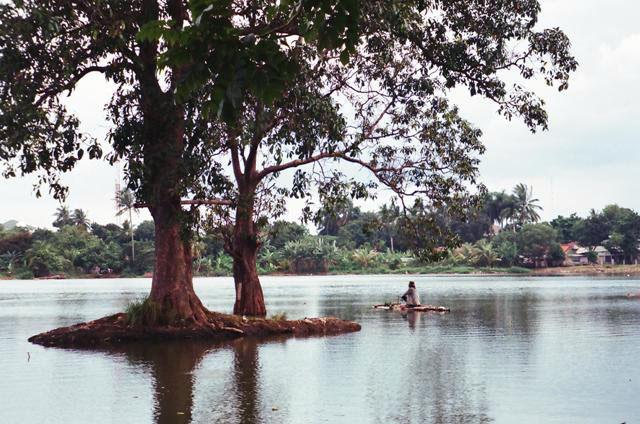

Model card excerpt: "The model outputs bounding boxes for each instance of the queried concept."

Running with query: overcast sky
[2,0,639,228]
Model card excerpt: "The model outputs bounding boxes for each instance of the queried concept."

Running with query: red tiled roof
[560,242,578,253]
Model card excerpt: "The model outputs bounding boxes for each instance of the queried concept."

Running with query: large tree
[550,213,583,243]
[164,1,576,315]
[1,1,576,318]
[0,0,362,321]
[1,1,221,324]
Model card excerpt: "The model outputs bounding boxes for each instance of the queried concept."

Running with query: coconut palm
[512,183,542,227]
[53,205,73,228]
[72,209,90,231]
[379,203,400,252]
[116,188,138,261]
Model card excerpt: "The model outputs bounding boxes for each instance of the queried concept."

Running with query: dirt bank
[532,264,640,277]
[28,311,361,349]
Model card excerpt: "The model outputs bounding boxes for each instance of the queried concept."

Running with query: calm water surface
[1,275,639,423]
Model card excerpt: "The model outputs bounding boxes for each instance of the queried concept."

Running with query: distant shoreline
[4,264,640,281]
[530,264,640,277]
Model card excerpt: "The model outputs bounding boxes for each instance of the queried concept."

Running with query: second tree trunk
[232,215,266,317]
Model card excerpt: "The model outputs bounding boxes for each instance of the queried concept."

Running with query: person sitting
[401,281,421,307]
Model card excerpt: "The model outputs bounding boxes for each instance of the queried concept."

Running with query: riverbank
[531,264,640,277]
[8,264,640,281]
[1,265,532,280]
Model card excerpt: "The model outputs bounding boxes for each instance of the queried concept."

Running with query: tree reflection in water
[230,338,261,424]
[112,337,289,424]
[113,341,218,423]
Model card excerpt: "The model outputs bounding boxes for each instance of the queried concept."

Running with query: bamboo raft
[373,303,450,313]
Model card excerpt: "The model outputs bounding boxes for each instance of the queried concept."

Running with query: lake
[1,275,639,423]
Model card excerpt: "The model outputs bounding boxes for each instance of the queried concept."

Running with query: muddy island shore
[28,311,361,349]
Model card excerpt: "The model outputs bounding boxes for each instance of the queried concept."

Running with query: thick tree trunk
[148,203,209,325]
[141,93,208,325]
[231,199,266,317]
[233,240,267,317]
[131,1,210,327]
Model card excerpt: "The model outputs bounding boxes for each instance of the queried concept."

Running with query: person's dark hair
[408,281,416,288]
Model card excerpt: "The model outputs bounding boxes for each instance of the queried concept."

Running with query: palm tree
[379,203,400,252]
[500,203,518,231]
[72,209,90,231]
[258,248,279,272]
[474,240,501,267]
[53,205,73,228]
[352,248,379,268]
[484,191,516,229]
[116,188,138,261]
[512,183,542,228]
[453,243,479,265]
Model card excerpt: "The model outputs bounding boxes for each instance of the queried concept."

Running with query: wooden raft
[373,303,450,313]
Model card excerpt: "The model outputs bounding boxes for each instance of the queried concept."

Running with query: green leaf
[340,49,350,65]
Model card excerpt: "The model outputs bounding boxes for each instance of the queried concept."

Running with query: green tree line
[3,184,640,278]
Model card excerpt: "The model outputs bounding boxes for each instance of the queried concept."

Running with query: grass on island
[124,297,166,326]
[125,297,291,327]
[269,312,288,321]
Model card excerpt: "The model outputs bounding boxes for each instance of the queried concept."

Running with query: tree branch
[257,151,342,180]
[34,65,118,107]
[134,199,234,208]
[228,133,244,184]
[245,101,264,180]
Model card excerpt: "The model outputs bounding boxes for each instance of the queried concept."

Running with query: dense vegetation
[3,185,639,279]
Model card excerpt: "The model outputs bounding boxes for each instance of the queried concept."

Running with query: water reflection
[110,337,291,424]
[365,313,492,423]
[112,341,218,423]
[230,338,261,424]
[401,310,422,330]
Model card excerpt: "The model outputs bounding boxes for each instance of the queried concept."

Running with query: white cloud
[598,33,640,80]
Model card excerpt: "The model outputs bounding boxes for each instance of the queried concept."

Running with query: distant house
[601,239,640,265]
[580,246,614,265]
[561,242,589,266]
[576,246,616,265]
[561,242,618,266]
